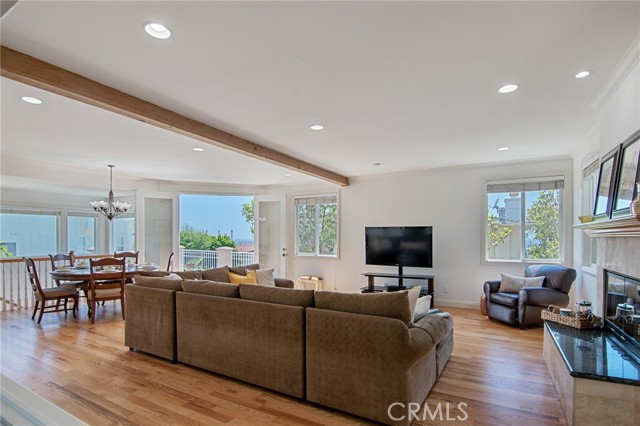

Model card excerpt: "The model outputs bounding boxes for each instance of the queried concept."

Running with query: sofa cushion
[239,284,315,307]
[499,273,544,293]
[181,280,240,298]
[490,292,519,307]
[229,270,257,285]
[314,291,412,326]
[175,271,203,280]
[200,266,228,282]
[229,263,259,275]
[412,313,452,346]
[137,270,171,278]
[133,275,184,291]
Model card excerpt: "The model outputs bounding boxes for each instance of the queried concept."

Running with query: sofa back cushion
[201,266,230,282]
[133,275,184,291]
[137,270,171,278]
[181,280,240,298]
[229,263,259,275]
[314,291,412,326]
[175,271,203,280]
[239,284,315,307]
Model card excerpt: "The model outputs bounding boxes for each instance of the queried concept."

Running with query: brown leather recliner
[483,265,576,329]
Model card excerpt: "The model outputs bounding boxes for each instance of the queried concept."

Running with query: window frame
[483,176,565,264]
[67,210,99,255]
[294,193,339,258]
[110,212,136,253]
[0,207,61,258]
[581,156,599,269]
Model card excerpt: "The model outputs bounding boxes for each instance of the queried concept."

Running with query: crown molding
[591,33,640,110]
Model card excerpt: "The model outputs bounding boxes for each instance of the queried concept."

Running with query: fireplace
[605,270,640,350]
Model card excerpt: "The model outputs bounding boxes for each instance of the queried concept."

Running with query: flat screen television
[365,226,433,282]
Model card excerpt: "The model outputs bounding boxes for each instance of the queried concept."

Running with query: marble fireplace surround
[575,215,640,316]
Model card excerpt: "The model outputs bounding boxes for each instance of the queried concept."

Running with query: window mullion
[520,191,527,261]
[315,204,320,255]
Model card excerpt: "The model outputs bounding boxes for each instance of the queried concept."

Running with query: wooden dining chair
[113,251,138,287]
[114,251,139,264]
[167,252,174,271]
[25,257,78,324]
[88,258,126,324]
[49,251,85,289]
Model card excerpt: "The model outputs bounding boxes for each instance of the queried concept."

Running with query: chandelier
[90,165,131,221]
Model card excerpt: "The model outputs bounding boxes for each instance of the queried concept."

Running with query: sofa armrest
[484,280,501,295]
[519,287,569,308]
[275,278,294,289]
[124,284,177,361]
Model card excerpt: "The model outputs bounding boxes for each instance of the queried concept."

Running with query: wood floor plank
[1,304,566,425]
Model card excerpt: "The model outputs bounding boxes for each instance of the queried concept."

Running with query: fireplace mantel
[574,215,640,238]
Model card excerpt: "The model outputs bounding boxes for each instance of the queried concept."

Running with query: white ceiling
[1,1,639,190]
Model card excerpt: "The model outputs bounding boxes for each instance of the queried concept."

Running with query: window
[295,195,338,256]
[0,208,60,257]
[486,177,564,262]
[112,213,135,252]
[582,159,599,267]
[68,211,97,254]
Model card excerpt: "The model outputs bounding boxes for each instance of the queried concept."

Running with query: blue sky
[180,195,254,241]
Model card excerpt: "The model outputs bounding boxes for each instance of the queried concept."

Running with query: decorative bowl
[578,215,594,223]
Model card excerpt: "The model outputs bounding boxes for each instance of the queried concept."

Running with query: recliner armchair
[484,265,576,329]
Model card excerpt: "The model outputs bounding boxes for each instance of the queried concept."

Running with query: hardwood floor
[0,304,566,426]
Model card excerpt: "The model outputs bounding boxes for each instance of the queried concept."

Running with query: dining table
[50,264,160,283]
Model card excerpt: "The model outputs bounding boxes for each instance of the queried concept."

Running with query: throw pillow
[407,286,422,320]
[164,273,182,280]
[499,273,545,293]
[253,268,275,287]
[229,270,257,285]
[413,295,432,322]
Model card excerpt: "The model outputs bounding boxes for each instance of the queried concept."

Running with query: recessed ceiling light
[144,22,171,39]
[310,124,324,131]
[192,147,204,152]
[21,96,42,104]
[575,70,591,79]
[497,146,510,151]
[498,84,519,94]
[284,173,292,177]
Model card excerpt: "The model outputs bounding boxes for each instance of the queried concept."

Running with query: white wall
[572,43,640,304]
[277,157,573,307]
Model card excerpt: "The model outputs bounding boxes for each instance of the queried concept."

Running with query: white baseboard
[435,299,479,309]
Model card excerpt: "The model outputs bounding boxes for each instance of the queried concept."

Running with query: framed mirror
[612,129,640,216]
[594,145,621,218]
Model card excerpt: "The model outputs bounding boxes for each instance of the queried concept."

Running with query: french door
[253,195,287,277]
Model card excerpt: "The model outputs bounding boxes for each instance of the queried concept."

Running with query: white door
[254,195,287,277]
[136,192,179,270]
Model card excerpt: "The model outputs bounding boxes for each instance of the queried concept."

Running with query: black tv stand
[361,272,435,305]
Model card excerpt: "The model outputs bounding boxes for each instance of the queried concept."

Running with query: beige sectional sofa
[124,267,453,426]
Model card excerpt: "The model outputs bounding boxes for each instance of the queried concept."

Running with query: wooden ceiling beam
[0,45,349,186]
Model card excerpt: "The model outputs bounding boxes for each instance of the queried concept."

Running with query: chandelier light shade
[90,165,131,221]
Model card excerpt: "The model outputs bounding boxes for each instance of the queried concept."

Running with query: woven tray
[541,305,600,329]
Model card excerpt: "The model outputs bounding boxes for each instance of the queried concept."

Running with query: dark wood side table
[361,272,435,305]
